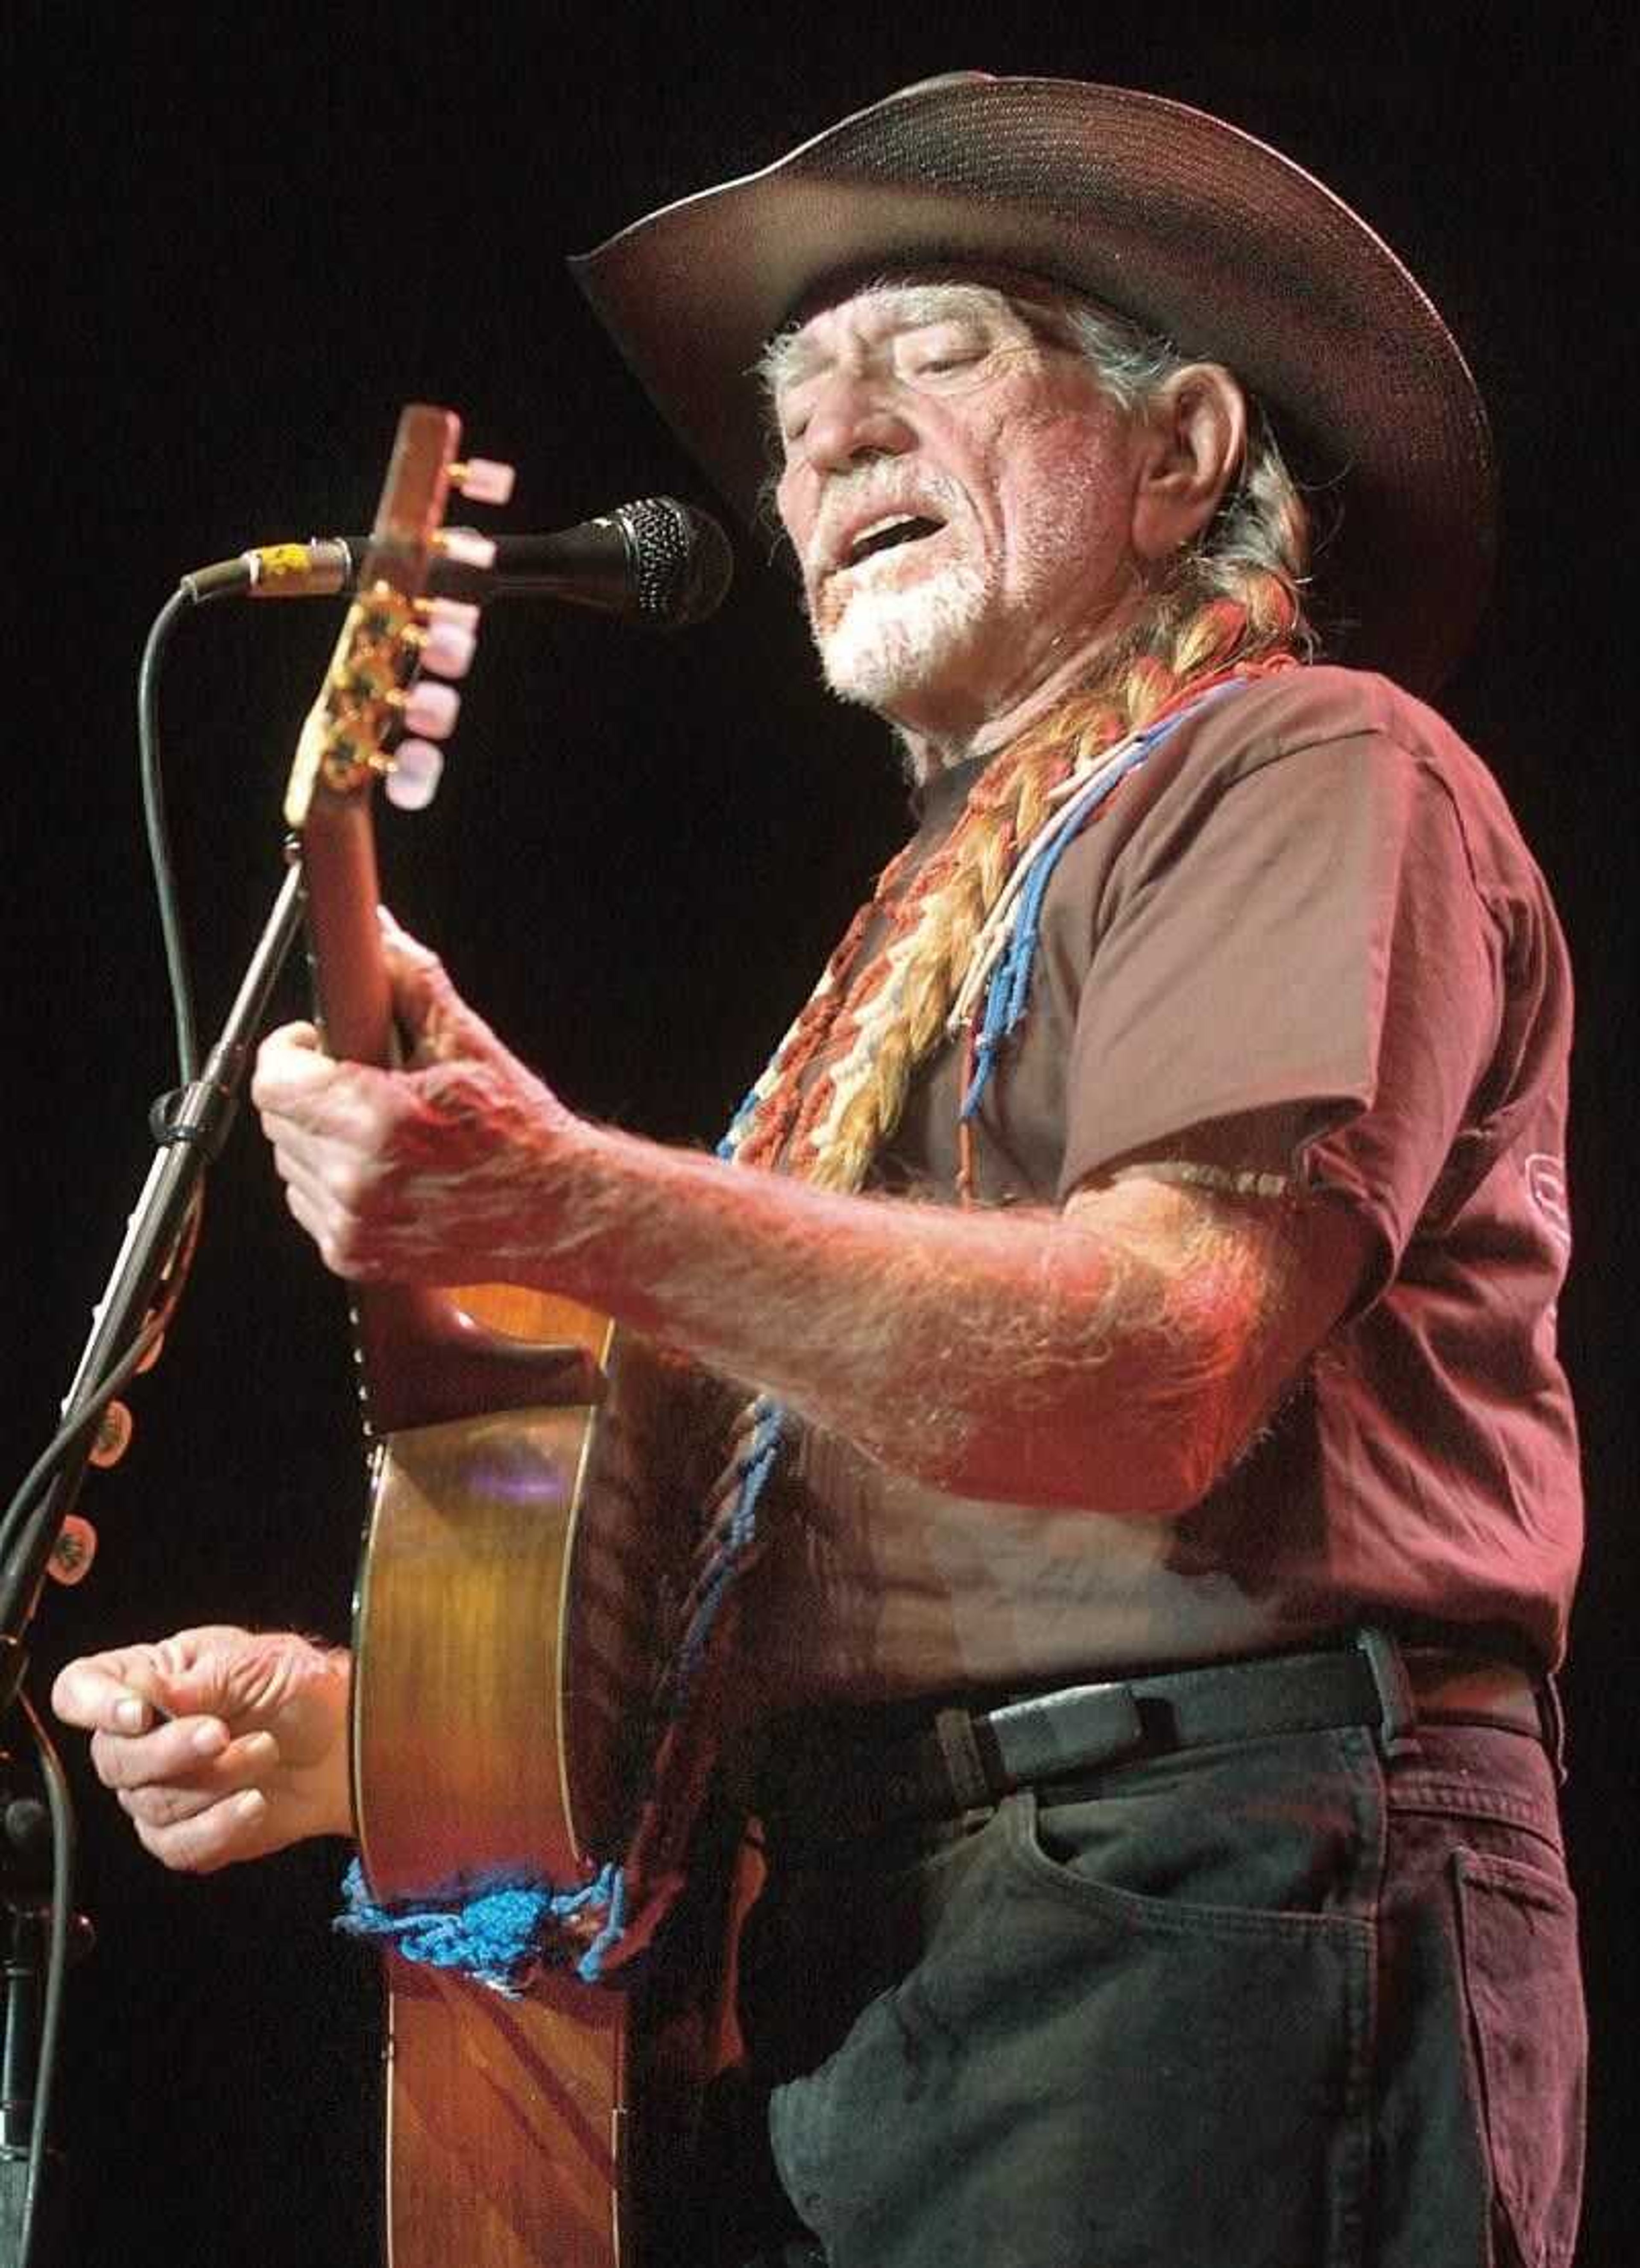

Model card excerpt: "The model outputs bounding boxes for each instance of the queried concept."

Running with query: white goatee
[813,555,992,712]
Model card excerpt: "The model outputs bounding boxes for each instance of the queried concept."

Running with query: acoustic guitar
[284,405,718,2268]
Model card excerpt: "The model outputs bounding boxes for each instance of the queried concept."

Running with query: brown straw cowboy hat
[572,72,1495,695]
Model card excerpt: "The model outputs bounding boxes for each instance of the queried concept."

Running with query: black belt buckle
[983,1680,1147,1792]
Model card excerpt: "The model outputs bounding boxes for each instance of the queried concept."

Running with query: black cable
[138,586,205,1083]
[15,1693,72,2268]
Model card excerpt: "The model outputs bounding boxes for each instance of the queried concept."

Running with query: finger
[52,1655,167,1734]
[261,1129,358,1212]
[264,1124,416,1221]
[250,1024,332,1112]
[381,927,508,1068]
[258,1020,324,1066]
[120,1784,220,1828]
[257,1064,410,1173]
[117,1732,280,1827]
[381,920,450,1013]
[89,1715,235,1792]
[134,1789,272,1875]
[144,1625,274,1718]
[263,1131,307,1188]
[376,904,434,964]
[55,1626,270,1731]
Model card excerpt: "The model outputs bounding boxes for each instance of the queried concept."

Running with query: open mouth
[841,513,947,569]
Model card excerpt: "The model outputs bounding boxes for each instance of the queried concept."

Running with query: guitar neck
[282,406,606,1438]
[302,793,395,1068]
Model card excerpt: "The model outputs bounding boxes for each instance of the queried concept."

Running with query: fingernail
[191,1721,228,1756]
[114,1698,147,1732]
[236,1790,266,1819]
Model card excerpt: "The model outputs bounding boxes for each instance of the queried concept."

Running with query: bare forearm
[505,1122,1285,1512]
[252,951,1347,1514]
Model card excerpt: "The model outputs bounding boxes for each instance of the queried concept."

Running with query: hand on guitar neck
[51,1625,352,1872]
[251,909,580,1292]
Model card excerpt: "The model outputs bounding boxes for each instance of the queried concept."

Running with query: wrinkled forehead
[761,264,1099,394]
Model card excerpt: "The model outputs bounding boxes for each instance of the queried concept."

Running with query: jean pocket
[769,1793,1377,2268]
[1452,1848,1586,2268]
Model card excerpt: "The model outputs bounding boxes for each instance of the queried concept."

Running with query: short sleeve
[1057,730,1504,1298]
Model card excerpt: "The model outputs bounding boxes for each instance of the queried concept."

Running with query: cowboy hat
[571,72,1494,694]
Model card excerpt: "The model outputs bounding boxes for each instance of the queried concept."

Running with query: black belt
[756,1631,1550,1846]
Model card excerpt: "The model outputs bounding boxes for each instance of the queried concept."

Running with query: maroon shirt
[742,666,1581,1710]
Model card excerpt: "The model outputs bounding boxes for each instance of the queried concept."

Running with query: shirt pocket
[1452,1846,1586,2268]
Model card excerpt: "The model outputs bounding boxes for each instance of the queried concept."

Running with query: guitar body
[381,1954,628,2268]
[286,411,733,2268]
[353,1290,688,2268]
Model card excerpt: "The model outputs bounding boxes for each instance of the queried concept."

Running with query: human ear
[1130,364,1248,560]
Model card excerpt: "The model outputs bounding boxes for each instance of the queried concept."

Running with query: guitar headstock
[284,404,513,830]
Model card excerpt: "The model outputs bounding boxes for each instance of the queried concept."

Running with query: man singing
[54,74,1585,2268]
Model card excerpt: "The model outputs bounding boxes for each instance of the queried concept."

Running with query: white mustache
[806,466,968,581]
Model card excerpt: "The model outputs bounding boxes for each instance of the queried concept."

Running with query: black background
[6,9,1633,2265]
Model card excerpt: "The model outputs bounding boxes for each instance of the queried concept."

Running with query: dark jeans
[721,1722,1584,2268]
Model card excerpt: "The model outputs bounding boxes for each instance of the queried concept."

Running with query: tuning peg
[421,619,476,680]
[438,528,497,570]
[402,680,461,739]
[88,1399,134,1470]
[49,1515,98,1587]
[423,596,479,632]
[451,458,515,505]
[385,738,444,811]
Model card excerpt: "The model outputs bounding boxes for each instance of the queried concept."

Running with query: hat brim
[571,74,1494,695]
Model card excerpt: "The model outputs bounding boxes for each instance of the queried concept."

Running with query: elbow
[1131,1433,1232,1519]
[1131,1371,1266,1516]
[1048,1367,1259,1519]
[1073,1433,1221,1520]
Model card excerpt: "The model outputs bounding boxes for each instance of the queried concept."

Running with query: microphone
[181,497,734,628]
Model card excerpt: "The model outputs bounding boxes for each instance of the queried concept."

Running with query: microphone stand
[0,857,307,2268]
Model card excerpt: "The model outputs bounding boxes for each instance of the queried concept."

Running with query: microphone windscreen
[614,498,735,627]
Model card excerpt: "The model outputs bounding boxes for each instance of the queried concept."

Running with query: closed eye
[909,351,985,378]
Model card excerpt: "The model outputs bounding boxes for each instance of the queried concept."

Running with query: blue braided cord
[961,681,1255,1122]
[576,1863,630,1985]
[671,1397,785,1692]
[576,1398,784,1981]
[336,1855,623,1998]
[961,740,1152,1120]
[717,1085,764,1160]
